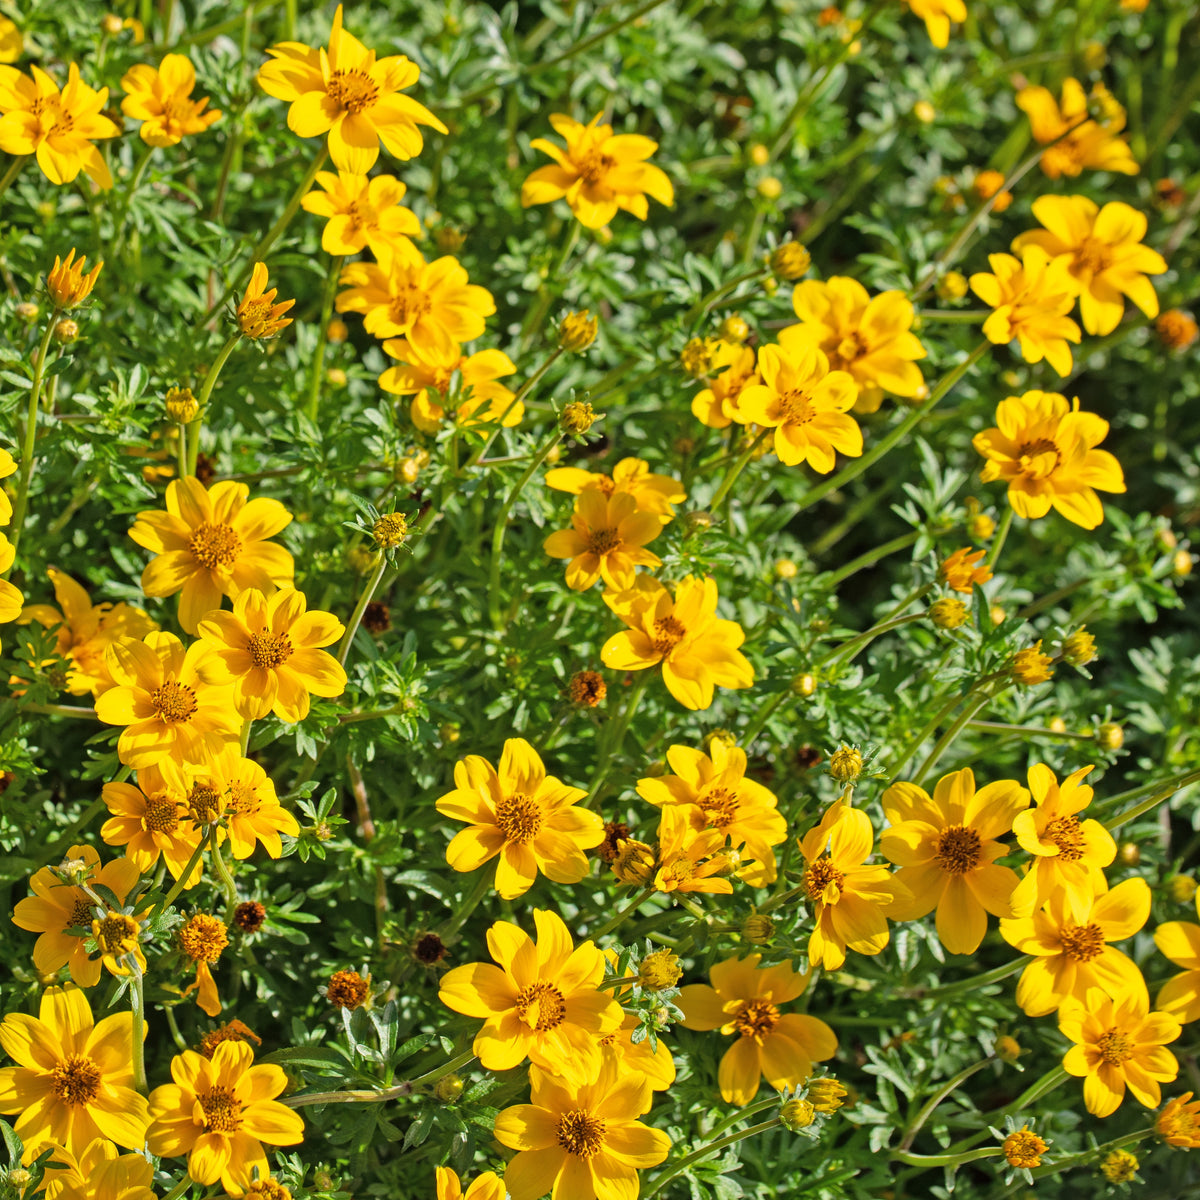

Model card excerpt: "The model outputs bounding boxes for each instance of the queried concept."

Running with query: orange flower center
[189,521,242,569]
[68,896,96,928]
[199,1085,243,1132]
[778,388,816,425]
[803,855,845,902]
[1003,1128,1047,1169]
[556,1109,606,1158]
[188,784,223,825]
[699,786,739,830]
[180,913,229,963]
[51,1054,101,1105]
[1073,237,1114,275]
[663,854,694,883]
[247,629,294,670]
[835,330,869,365]
[933,825,983,875]
[152,679,198,724]
[514,981,566,1031]
[238,300,279,338]
[1096,1027,1133,1065]
[96,913,140,956]
[1044,813,1085,861]
[326,68,379,115]
[228,781,260,815]
[578,150,616,186]
[733,998,780,1041]
[587,527,622,555]
[1041,140,1084,176]
[386,281,433,332]
[1059,922,1105,961]
[495,791,542,843]
[652,615,686,654]
[144,792,181,833]
[1016,436,1062,476]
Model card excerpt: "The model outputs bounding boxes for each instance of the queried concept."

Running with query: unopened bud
[936,271,969,302]
[638,949,683,991]
[1168,874,1197,904]
[828,745,862,782]
[559,400,596,436]
[1117,841,1140,867]
[742,913,775,944]
[558,310,598,353]
[53,318,79,343]
[1047,716,1068,734]
[968,512,996,540]
[372,512,409,549]
[683,510,713,535]
[748,144,769,166]
[771,243,811,281]
[791,672,817,697]
[807,1077,848,1113]
[929,597,969,629]
[995,1034,1022,1063]
[913,100,936,123]
[326,317,349,344]
[780,1098,816,1130]
[434,1072,464,1103]
[1173,549,1193,577]
[756,176,782,200]
[719,314,750,342]
[1096,722,1124,750]
[1061,627,1097,666]
[612,839,655,885]
[326,367,347,387]
[100,13,124,35]
[14,301,38,323]
[165,386,199,424]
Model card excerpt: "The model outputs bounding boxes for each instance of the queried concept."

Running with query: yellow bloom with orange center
[652,807,733,895]
[46,248,102,309]
[938,546,992,594]
[11,844,142,987]
[972,390,1126,529]
[692,343,760,428]
[779,277,927,413]
[598,1013,676,1091]
[101,765,202,884]
[40,1138,157,1200]
[881,767,1030,954]
[0,63,119,188]
[439,909,623,1085]
[197,586,346,722]
[903,0,967,47]
[178,912,228,1017]
[601,575,754,711]
[0,986,149,1162]
[678,954,837,1104]
[1012,195,1166,335]
[543,488,664,591]
[435,737,604,899]
[95,630,240,769]
[128,476,294,634]
[1016,78,1138,179]
[301,170,421,256]
[1157,1091,1200,1148]
[1154,889,1200,1025]
[146,1040,304,1194]
[1059,984,1180,1117]
[257,3,446,173]
[435,1166,505,1200]
[1001,878,1150,1017]
[522,112,675,229]
[120,54,222,146]
[970,247,1082,376]
[545,458,685,524]
[494,1057,670,1200]
[236,262,294,340]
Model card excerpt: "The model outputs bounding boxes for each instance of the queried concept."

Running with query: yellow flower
[435,737,604,899]
[521,112,674,229]
[236,262,294,340]
[0,534,21,625]
[1157,309,1198,351]
[678,954,837,1104]
[128,476,295,634]
[1100,1148,1138,1183]
[100,766,203,884]
[91,911,146,979]
[1011,196,1166,335]
[378,339,519,434]
[598,1014,676,1091]
[39,1138,157,1200]
[1157,1091,1200,1148]
[336,243,496,357]
[779,276,927,412]
[1000,878,1151,1016]
[179,913,228,1017]
[435,1166,506,1200]
[691,343,760,429]
[881,767,1030,954]
[969,247,1082,376]
[0,985,149,1162]
[300,170,421,256]
[120,54,222,146]
[972,390,1126,529]
[0,445,14,524]
[257,3,446,173]
[1011,640,1055,685]
[95,630,240,769]
[601,575,754,711]
[493,1057,670,1200]
[938,547,992,594]
[735,343,861,471]
[797,800,909,969]
[1016,78,1138,179]
[0,17,21,64]
[652,807,733,895]
[19,567,157,696]
[11,844,142,987]
[439,909,622,1085]
[545,457,685,524]
[1009,763,1115,913]
[0,63,119,188]
[543,488,664,591]
[147,1040,304,1194]
[46,248,103,309]
[1154,889,1200,1025]
[903,0,967,47]
[1059,984,1179,1117]
[1002,1127,1047,1169]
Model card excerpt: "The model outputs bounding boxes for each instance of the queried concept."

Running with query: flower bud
[326,367,347,387]
[780,1098,816,1130]
[680,336,719,378]
[434,1072,465,1103]
[1173,549,1193,577]
[995,1034,1022,1063]
[1100,1149,1138,1184]
[47,248,103,309]
[434,225,465,253]
[53,318,79,343]
[1010,642,1054,685]
[936,271,969,302]
[326,317,349,344]
[14,301,38,323]
[913,100,936,123]
[1168,874,1197,904]
[1095,722,1124,750]
[372,512,409,550]
[638,949,683,991]
[326,969,370,1010]
[741,913,775,944]
[719,314,750,342]
[612,839,656,885]
[1082,39,1107,71]
[807,1077,848,1113]
[1156,309,1198,352]
[771,243,811,281]
[748,143,769,166]
[968,512,996,540]
[929,597,969,629]
[559,400,596,436]
[828,745,862,782]
[756,176,782,201]
[165,386,200,424]
[559,310,598,353]
[989,603,1006,625]
[1117,841,1140,867]
[791,672,817,697]
[568,670,606,708]
[1046,716,1067,734]
[100,14,124,35]
[1060,627,1097,666]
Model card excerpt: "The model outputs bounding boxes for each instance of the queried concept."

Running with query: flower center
[1016,437,1062,477]
[578,150,616,186]
[326,68,379,115]
[556,1109,606,1158]
[699,786,739,830]
[1003,1129,1047,1169]
[835,330,869,365]
[388,284,433,328]
[228,781,260,815]
[179,913,229,963]
[238,300,277,338]
[778,388,816,425]
[495,791,543,843]
[51,1054,101,1105]
[1041,140,1084,176]
[587,527,622,556]
[199,1085,243,1132]
[664,854,694,883]
[68,896,96,929]
[733,998,780,1041]
[1044,814,1085,861]
[803,855,845,903]
[96,913,140,957]
[144,792,181,833]
[152,680,198,724]
[247,629,293,670]
[1059,922,1105,962]
[189,521,242,569]
[652,615,686,654]
[188,784,224,825]
[514,981,567,1031]
[1073,237,1114,275]
[933,825,983,875]
[1096,1027,1133,1065]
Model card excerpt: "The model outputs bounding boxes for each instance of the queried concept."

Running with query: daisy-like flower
[1009,763,1115,913]
[692,343,760,428]
[11,844,142,987]
[435,737,604,899]
[522,112,675,229]
[598,1014,676,1091]
[378,338,519,434]
[970,246,1082,376]
[101,766,202,884]
[257,3,446,172]
[147,1040,304,1194]
[543,489,664,591]
[435,1166,505,1200]
[778,277,927,413]
[1059,984,1180,1117]
[1001,878,1151,1016]
[95,631,240,769]
[881,767,1030,954]
[128,476,294,635]
[40,1138,157,1200]
[652,807,733,895]
[637,740,786,885]
[677,954,838,1105]
[601,575,754,711]
[46,248,103,310]
[545,458,685,524]
[300,170,421,256]
[903,0,967,47]
[1016,78,1138,179]
[438,909,623,1085]
[1157,1092,1200,1148]
[178,913,229,1017]
[336,243,496,357]
[1154,890,1200,1024]
[0,446,14,523]
[938,547,992,594]
[0,534,24,622]
[798,800,909,970]
[197,586,346,723]
[972,390,1126,530]
[0,18,20,64]
[20,567,157,697]
[494,1056,670,1200]
[735,343,861,470]
[0,63,119,187]
[120,53,222,146]
[236,263,294,340]
[1011,196,1166,335]
[0,985,149,1162]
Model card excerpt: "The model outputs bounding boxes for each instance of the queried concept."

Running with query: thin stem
[439,864,496,942]
[306,254,343,422]
[158,1176,194,1200]
[589,673,651,801]
[239,718,252,756]
[114,143,155,251]
[986,507,1015,569]
[710,430,769,512]
[644,1118,781,1199]
[8,310,61,560]
[0,154,28,202]
[282,1050,478,1108]
[828,530,919,586]
[19,703,98,719]
[151,828,212,921]
[741,688,791,746]
[518,223,581,356]
[211,835,238,920]
[891,1147,1002,1168]
[337,554,387,666]
[130,969,148,1095]
[966,720,1094,741]
[188,334,242,475]
[684,266,768,327]
[466,346,563,469]
[900,1057,996,1151]
[1103,769,1200,832]
[591,887,657,942]
[902,955,1029,1000]
[911,683,1000,785]
[817,590,930,669]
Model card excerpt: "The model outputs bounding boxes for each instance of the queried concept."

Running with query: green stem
[164,1004,188,1051]
[1020,1126,1154,1186]
[685,266,768,326]
[114,143,155,250]
[0,154,27,202]
[644,1118,782,1199]
[828,530,920,586]
[741,688,791,745]
[891,1147,1002,1168]
[966,720,1093,741]
[911,683,1000,785]
[131,969,148,1095]
[151,829,212,921]
[337,554,387,667]
[158,1176,194,1200]
[987,506,1015,569]
[589,673,651,801]
[282,1050,478,1108]
[466,346,563,469]
[440,862,496,942]
[709,430,769,512]
[188,334,241,475]
[899,1058,996,1150]
[590,887,657,942]
[902,955,1029,1000]
[306,254,343,422]
[1103,769,1200,832]
[211,835,238,920]
[518,223,581,356]
[817,594,930,669]
[32,795,109,869]
[916,310,990,322]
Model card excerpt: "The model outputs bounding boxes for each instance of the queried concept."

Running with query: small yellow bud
[741,913,775,944]
[1010,642,1054,685]
[545,442,563,465]
[433,1072,465,1103]
[372,512,409,549]
[346,544,380,574]
[7,1167,32,1189]
[780,1098,816,1130]
[936,271,969,302]
[989,603,1006,625]
[1117,841,1140,867]
[14,301,38,323]
[683,510,714,535]
[1100,1148,1138,1184]
[1096,722,1124,750]
[434,225,465,253]
[314,821,334,840]
[326,367,347,387]
[1173,549,1193,577]
[1156,527,1178,552]
[47,248,103,309]
[1047,716,1068,734]
[703,728,737,754]
[439,722,460,744]
[57,856,92,886]
[1168,874,1197,904]
[775,557,798,580]
[326,317,349,344]
[828,745,862,783]
[995,1034,1022,1063]
[1082,40,1107,71]
[612,840,656,885]
[913,100,937,124]
[791,672,817,697]
[396,456,421,485]
[165,386,199,424]
[748,143,770,166]
[1061,627,1097,666]
[756,176,783,200]
[771,243,811,281]
[638,949,683,992]
[53,318,79,343]
[559,310,598,353]
[719,314,750,343]
[762,276,778,296]
[100,13,124,35]
[680,337,720,378]
[559,400,597,436]
[806,1077,848,1113]
[36,200,56,223]
[968,512,996,540]
[929,597,969,629]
